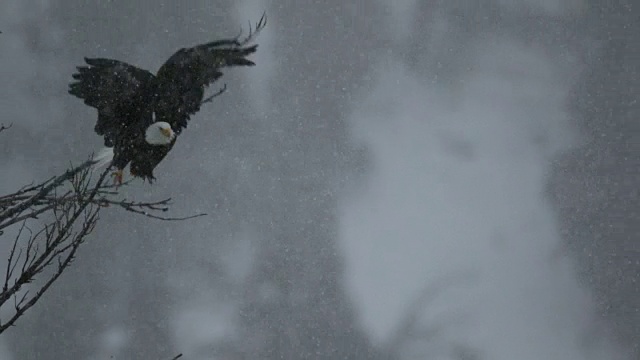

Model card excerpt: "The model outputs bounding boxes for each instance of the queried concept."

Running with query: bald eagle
[69,14,266,184]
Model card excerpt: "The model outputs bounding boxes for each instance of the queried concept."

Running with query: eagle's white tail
[92,147,114,170]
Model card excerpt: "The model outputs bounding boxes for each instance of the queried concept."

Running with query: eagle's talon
[112,169,124,186]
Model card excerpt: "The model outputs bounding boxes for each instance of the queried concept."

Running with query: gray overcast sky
[0,1,636,359]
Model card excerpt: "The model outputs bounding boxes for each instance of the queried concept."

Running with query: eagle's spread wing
[153,13,266,134]
[69,57,155,146]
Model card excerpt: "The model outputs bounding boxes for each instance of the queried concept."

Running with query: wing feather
[69,57,155,146]
[153,14,266,134]
[154,44,258,134]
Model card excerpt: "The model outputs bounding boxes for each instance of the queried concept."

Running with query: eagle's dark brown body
[68,14,266,182]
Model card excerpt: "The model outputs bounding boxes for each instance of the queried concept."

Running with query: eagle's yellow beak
[161,127,173,138]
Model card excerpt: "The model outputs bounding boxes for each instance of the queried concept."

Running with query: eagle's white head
[145,122,175,145]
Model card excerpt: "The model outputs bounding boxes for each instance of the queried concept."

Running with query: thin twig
[0,159,96,223]
[0,154,204,335]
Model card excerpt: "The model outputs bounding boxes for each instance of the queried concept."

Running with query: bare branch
[0,159,96,226]
[0,154,205,335]
[98,197,206,221]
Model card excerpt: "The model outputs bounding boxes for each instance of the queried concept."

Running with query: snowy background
[0,0,637,359]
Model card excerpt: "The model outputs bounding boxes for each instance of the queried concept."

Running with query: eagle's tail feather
[92,147,114,170]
